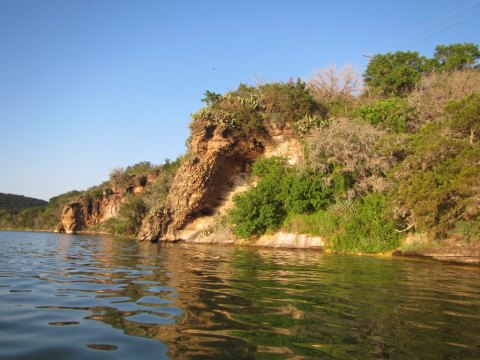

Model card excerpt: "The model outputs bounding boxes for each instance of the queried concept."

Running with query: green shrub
[282,170,346,214]
[330,193,400,253]
[230,157,348,238]
[191,80,327,138]
[230,158,288,238]
[451,216,480,243]
[116,197,147,235]
[293,114,328,135]
[113,220,128,236]
[231,185,287,238]
[391,93,480,235]
[445,93,480,143]
[281,194,400,254]
[259,79,326,124]
[357,98,413,132]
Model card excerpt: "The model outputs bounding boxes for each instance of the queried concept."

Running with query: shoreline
[2,228,479,266]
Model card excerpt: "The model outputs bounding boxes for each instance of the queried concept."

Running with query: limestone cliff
[58,181,148,234]
[138,119,302,242]
[59,193,122,234]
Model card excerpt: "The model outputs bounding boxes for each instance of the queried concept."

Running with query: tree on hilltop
[434,43,480,72]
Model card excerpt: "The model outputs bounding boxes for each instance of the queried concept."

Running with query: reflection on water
[1,231,480,359]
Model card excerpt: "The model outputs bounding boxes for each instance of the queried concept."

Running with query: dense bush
[451,216,480,243]
[114,197,148,235]
[356,98,414,133]
[391,93,480,236]
[282,193,400,253]
[230,157,347,238]
[329,193,400,253]
[258,80,326,124]
[230,158,288,238]
[191,80,327,137]
[363,44,479,97]
[306,118,402,196]
[407,69,480,127]
[109,161,158,192]
[281,193,400,253]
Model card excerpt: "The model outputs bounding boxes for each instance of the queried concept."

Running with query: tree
[434,43,480,72]
[363,51,430,96]
[308,64,363,100]
[201,90,221,106]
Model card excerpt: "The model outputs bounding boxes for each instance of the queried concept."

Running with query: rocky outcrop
[138,121,302,242]
[58,193,122,234]
[253,232,324,249]
[188,230,324,249]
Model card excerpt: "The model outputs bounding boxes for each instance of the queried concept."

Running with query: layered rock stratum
[138,120,302,242]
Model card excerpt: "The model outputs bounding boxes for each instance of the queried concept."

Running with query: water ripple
[1,231,480,359]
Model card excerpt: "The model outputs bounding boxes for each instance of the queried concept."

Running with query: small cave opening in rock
[197,152,257,218]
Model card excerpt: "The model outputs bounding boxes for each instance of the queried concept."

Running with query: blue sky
[1,0,479,200]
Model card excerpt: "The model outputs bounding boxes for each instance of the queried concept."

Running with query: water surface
[1,231,480,359]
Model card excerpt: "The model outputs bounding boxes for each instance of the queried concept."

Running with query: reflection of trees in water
[64,236,480,359]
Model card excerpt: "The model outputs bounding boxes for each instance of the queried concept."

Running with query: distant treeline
[0,193,47,211]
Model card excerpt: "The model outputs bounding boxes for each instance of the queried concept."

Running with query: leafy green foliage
[230,157,348,238]
[191,80,327,137]
[230,158,288,238]
[363,43,479,97]
[364,51,431,96]
[451,216,480,243]
[391,93,480,236]
[201,90,222,106]
[283,171,343,214]
[114,197,148,236]
[109,161,157,192]
[357,98,414,133]
[329,193,400,253]
[282,210,337,237]
[445,93,480,143]
[258,79,326,124]
[282,194,400,253]
[434,43,480,72]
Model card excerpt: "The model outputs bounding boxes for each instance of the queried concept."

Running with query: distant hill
[0,193,48,211]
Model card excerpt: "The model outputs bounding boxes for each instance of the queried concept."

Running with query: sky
[0,0,479,201]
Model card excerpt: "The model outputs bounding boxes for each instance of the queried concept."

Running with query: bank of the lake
[2,227,479,266]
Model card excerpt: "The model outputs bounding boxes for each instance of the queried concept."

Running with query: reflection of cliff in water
[71,236,253,358]
[64,235,480,359]
[153,244,256,359]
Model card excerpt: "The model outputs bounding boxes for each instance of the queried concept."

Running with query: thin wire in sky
[403,10,480,48]
[377,0,479,51]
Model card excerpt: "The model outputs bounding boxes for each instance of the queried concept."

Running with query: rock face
[59,194,122,234]
[138,120,302,242]
[253,232,324,249]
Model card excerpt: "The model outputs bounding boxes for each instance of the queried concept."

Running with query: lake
[0,231,479,359]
